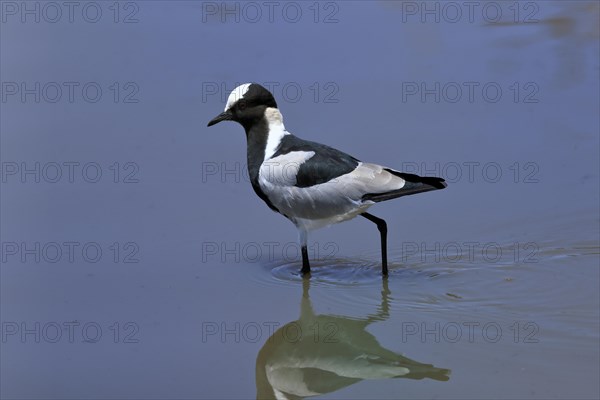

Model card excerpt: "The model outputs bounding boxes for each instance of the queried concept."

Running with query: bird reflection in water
[256,278,450,399]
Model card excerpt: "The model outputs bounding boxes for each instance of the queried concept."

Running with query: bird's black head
[207,83,278,130]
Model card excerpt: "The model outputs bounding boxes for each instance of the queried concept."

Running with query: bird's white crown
[224,83,252,112]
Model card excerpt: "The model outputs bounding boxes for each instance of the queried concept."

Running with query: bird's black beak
[207,111,232,127]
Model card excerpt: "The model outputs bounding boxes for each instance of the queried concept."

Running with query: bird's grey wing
[260,133,410,199]
[270,134,361,188]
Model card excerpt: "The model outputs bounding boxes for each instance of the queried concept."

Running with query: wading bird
[207,83,446,275]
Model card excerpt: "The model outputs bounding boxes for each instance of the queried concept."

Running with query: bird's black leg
[301,245,311,275]
[299,229,311,275]
[361,212,388,275]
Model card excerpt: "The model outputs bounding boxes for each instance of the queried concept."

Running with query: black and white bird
[207,83,446,276]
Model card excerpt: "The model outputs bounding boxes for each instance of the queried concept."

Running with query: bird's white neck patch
[224,83,251,112]
[263,107,289,161]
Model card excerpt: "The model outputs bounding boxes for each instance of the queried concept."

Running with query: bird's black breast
[244,119,281,214]
[272,134,360,188]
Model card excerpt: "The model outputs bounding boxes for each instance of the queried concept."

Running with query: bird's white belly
[259,178,375,230]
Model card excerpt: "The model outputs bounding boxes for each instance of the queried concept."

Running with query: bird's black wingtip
[390,171,447,189]
[427,177,447,190]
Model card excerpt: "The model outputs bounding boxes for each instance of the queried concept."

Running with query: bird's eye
[238,100,247,110]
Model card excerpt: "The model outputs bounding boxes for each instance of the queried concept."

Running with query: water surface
[1,1,599,399]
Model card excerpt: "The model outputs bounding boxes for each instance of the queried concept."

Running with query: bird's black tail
[362,170,447,202]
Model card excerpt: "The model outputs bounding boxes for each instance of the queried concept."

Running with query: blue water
[1,1,599,399]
